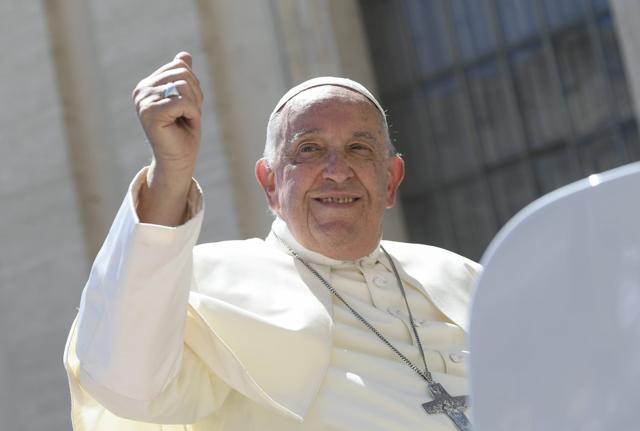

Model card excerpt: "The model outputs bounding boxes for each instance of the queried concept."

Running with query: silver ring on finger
[163,82,180,99]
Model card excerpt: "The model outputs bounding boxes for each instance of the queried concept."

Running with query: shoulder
[192,238,292,278]
[190,238,303,300]
[194,238,267,260]
[382,241,481,331]
[381,240,482,281]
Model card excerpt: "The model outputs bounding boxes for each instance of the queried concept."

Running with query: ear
[255,158,280,212]
[385,155,405,208]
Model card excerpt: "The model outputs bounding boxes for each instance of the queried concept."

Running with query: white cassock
[64,167,480,431]
[469,162,640,431]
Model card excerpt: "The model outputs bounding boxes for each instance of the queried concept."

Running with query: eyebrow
[287,128,321,147]
[287,129,380,147]
[352,131,378,143]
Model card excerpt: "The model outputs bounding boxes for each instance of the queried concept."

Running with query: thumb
[174,51,193,68]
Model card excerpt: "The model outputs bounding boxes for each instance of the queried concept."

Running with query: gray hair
[262,77,397,166]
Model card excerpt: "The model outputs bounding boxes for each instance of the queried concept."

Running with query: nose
[322,150,354,183]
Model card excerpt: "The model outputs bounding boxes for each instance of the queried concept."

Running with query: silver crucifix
[422,382,472,431]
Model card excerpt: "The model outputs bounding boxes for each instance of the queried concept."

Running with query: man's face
[256,86,404,260]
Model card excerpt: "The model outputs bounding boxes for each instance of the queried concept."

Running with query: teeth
[321,197,355,204]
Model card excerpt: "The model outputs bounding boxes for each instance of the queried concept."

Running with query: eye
[349,142,374,155]
[350,143,368,150]
[291,142,324,163]
[299,142,321,153]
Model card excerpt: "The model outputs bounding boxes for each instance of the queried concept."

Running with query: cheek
[278,169,310,208]
[361,163,390,198]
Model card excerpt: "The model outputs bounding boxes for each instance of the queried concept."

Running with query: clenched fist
[133,51,203,175]
[134,52,204,226]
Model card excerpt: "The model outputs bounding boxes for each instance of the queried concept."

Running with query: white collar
[268,217,383,268]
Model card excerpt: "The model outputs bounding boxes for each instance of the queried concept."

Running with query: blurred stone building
[1,1,638,430]
[363,0,640,259]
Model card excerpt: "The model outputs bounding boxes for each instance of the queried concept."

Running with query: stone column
[44,0,122,258]
[196,0,290,238]
[1,3,92,430]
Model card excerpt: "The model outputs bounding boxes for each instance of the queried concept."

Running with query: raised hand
[133,52,204,226]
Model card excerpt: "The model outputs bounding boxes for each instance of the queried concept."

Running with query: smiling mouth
[314,197,359,204]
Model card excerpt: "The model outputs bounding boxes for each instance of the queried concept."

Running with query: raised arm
[65,53,229,427]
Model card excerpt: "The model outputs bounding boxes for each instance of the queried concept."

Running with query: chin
[314,219,359,238]
[315,222,378,253]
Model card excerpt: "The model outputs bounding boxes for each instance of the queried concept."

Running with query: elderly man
[64,52,480,431]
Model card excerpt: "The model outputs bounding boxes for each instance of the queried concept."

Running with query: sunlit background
[1,1,639,429]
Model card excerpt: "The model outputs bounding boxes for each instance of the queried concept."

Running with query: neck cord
[274,234,433,384]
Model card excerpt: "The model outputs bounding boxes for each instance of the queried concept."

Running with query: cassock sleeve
[63,167,231,429]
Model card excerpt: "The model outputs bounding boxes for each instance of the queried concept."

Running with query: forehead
[279,86,384,135]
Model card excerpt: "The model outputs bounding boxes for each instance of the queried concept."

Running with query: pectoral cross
[422,383,472,431]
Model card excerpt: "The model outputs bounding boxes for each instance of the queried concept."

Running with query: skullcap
[270,76,385,120]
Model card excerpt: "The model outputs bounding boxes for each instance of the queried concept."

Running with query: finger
[160,81,199,112]
[151,61,200,88]
[150,68,203,102]
[143,69,203,106]
[135,80,200,120]
[148,57,200,87]
[174,51,192,68]
[136,81,200,117]
[146,97,201,129]
[138,96,201,132]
